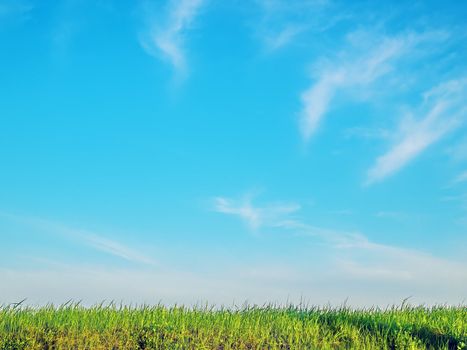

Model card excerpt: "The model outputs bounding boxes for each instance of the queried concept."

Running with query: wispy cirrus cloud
[3,207,466,307]
[83,234,156,266]
[335,235,467,288]
[366,78,467,184]
[54,224,157,266]
[299,31,447,141]
[264,24,305,51]
[253,0,339,51]
[140,0,205,76]
[0,212,157,266]
[212,195,300,230]
[211,193,467,301]
[211,193,390,250]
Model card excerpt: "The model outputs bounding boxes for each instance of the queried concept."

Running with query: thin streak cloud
[211,194,467,299]
[299,31,448,141]
[0,212,157,266]
[212,195,300,230]
[366,78,467,184]
[140,0,205,76]
[254,0,336,51]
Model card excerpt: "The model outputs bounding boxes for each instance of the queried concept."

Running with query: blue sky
[1,0,466,306]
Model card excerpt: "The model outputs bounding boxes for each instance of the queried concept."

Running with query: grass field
[0,302,465,350]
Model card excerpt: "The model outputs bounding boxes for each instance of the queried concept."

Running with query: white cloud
[254,0,336,51]
[336,237,467,288]
[52,224,157,266]
[140,0,205,75]
[84,235,157,266]
[0,212,157,266]
[1,197,466,307]
[264,24,304,51]
[211,195,396,249]
[366,78,467,184]
[299,34,421,141]
[212,195,300,230]
[300,71,344,140]
[211,193,467,305]
[299,30,451,141]
[289,218,467,297]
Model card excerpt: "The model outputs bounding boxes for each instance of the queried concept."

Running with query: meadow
[0,302,465,350]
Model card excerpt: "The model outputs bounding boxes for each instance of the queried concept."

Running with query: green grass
[0,302,465,349]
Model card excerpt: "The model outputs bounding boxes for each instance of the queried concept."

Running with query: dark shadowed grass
[0,302,465,349]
